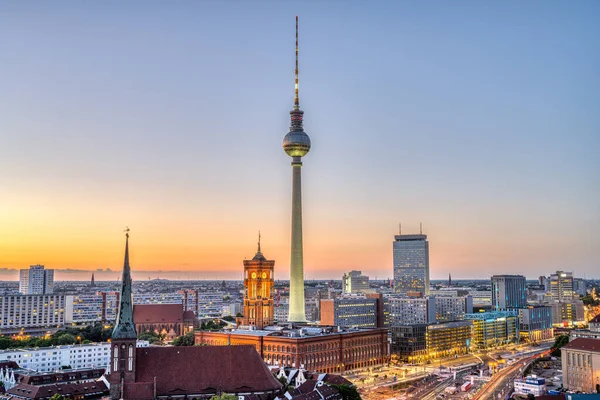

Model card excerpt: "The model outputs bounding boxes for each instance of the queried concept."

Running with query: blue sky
[0,1,598,280]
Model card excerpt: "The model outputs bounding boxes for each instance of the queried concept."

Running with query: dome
[283,130,311,158]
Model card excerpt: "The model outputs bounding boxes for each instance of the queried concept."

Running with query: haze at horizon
[1,1,598,280]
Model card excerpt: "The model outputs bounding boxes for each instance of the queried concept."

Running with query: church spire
[112,228,137,339]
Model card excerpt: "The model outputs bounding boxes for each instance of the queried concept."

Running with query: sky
[1,1,599,281]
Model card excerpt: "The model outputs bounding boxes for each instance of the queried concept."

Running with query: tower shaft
[288,156,306,322]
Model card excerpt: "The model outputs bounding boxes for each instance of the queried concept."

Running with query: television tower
[283,16,311,322]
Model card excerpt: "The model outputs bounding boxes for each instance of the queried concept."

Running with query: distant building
[561,338,600,393]
[320,294,386,328]
[65,293,105,324]
[464,311,519,349]
[133,304,196,341]
[393,233,430,296]
[0,343,114,371]
[570,313,600,340]
[387,296,436,325]
[0,295,65,335]
[518,306,553,342]
[468,290,492,308]
[342,270,369,294]
[491,275,526,310]
[434,295,473,322]
[574,278,587,296]
[551,300,586,326]
[19,265,54,295]
[390,324,427,363]
[549,271,575,301]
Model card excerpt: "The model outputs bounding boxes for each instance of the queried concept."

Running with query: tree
[331,384,362,400]
[172,332,195,346]
[0,336,12,350]
[527,394,535,399]
[222,315,235,322]
[551,335,569,357]
[209,393,238,400]
[56,334,77,345]
[49,394,65,400]
[276,375,288,391]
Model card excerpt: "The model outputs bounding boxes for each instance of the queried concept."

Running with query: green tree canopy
[172,332,195,346]
[209,393,238,400]
[331,384,362,400]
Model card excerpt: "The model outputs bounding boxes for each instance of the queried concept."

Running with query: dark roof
[252,251,267,262]
[590,313,600,323]
[134,345,282,395]
[305,372,352,386]
[19,368,105,385]
[562,337,600,352]
[287,382,342,400]
[7,381,108,400]
[0,361,20,370]
[183,310,196,321]
[534,396,566,400]
[133,304,184,324]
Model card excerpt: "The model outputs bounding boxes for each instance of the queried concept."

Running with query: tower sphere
[283,130,311,158]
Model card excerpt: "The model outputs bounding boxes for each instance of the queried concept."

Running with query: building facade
[19,265,54,295]
[491,275,526,310]
[561,338,600,393]
[464,311,519,349]
[342,271,369,294]
[518,306,553,342]
[549,271,575,301]
[434,295,473,322]
[320,295,378,328]
[551,300,586,326]
[196,327,389,374]
[241,241,275,329]
[426,320,473,360]
[65,294,104,324]
[387,296,436,325]
[0,295,65,335]
[393,234,430,296]
[390,324,427,363]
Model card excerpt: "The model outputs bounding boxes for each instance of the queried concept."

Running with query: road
[472,349,550,400]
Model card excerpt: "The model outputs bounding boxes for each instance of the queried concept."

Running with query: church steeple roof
[112,228,137,339]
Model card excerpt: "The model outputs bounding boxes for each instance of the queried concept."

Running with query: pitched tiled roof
[0,361,19,370]
[590,313,600,323]
[562,337,600,352]
[134,345,282,396]
[19,368,105,385]
[7,381,108,399]
[133,304,184,324]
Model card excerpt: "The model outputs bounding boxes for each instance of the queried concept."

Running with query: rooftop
[562,337,600,352]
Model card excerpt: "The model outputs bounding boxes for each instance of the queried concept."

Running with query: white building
[0,341,149,373]
[0,295,65,334]
[513,377,546,396]
[342,271,369,294]
[65,294,105,324]
[19,265,54,295]
[387,296,436,325]
[468,290,492,308]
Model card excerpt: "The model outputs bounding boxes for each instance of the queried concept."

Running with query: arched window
[128,345,134,371]
[113,346,118,372]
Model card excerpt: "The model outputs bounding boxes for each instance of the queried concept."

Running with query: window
[113,346,118,372]
[128,345,133,371]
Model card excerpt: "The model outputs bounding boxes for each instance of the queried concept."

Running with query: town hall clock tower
[241,234,275,329]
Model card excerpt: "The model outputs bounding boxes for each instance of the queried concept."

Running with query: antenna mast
[294,16,299,109]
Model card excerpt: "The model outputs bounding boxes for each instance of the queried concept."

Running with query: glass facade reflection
[393,234,429,295]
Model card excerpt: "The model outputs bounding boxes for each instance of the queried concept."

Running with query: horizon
[1,2,598,279]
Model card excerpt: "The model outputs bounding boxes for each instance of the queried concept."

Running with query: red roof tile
[133,345,282,396]
[562,337,600,352]
[7,381,108,400]
[183,310,196,321]
[133,304,184,324]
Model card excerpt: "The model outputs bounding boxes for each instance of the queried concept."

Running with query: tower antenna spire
[257,230,261,253]
[420,222,423,234]
[294,16,300,110]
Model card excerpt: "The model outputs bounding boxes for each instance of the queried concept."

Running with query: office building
[393,233,430,296]
[551,300,586,326]
[574,278,587,296]
[342,270,369,294]
[491,275,526,310]
[241,238,275,329]
[469,290,493,309]
[518,306,554,342]
[390,324,427,363]
[426,320,473,360]
[320,295,379,328]
[19,265,54,295]
[434,295,473,322]
[464,311,519,349]
[387,296,436,325]
[283,17,311,323]
[0,295,65,335]
[561,338,600,393]
[549,271,575,301]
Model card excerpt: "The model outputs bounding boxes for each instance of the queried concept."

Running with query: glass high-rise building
[491,275,526,310]
[393,234,430,296]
